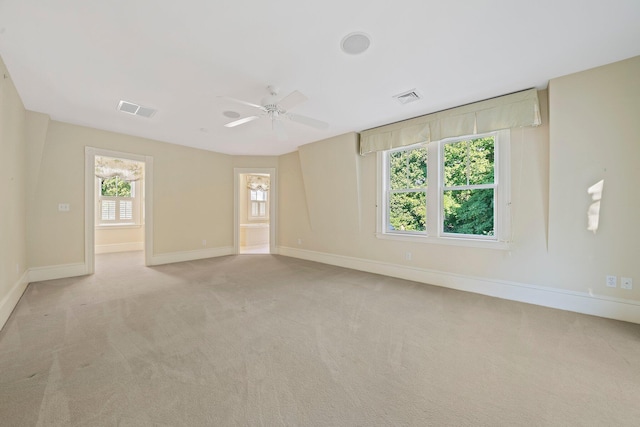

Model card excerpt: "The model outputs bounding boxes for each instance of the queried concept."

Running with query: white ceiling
[0,0,638,156]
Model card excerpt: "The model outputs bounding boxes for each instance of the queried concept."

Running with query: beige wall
[0,57,28,304]
[27,120,234,267]
[278,56,640,303]
[95,227,144,248]
[547,56,640,298]
[279,114,550,279]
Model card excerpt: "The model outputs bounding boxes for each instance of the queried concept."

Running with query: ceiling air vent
[393,89,422,105]
[117,100,157,118]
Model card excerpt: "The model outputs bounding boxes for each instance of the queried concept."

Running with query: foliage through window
[382,131,508,243]
[388,147,427,232]
[442,136,495,236]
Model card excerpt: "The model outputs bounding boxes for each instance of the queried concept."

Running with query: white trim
[95,242,144,254]
[278,246,640,324]
[0,271,29,331]
[148,246,235,266]
[144,156,154,267]
[234,168,277,255]
[28,263,88,283]
[240,222,270,228]
[378,130,511,247]
[374,232,510,250]
[85,147,154,274]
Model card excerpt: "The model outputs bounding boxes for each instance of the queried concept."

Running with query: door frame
[234,167,277,254]
[84,147,154,273]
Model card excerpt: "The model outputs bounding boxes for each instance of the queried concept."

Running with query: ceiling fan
[220,86,329,140]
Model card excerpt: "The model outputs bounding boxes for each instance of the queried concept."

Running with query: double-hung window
[387,146,428,232]
[97,176,140,226]
[379,130,510,247]
[249,188,268,220]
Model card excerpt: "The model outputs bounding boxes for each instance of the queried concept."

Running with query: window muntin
[381,131,508,245]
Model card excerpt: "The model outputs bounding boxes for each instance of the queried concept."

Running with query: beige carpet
[1,252,639,426]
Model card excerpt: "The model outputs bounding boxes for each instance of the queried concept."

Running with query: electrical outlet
[606,275,617,288]
[58,203,70,212]
[621,277,633,290]
[202,239,207,247]
[405,252,412,261]
[297,238,302,245]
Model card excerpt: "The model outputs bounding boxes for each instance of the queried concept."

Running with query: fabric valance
[359,88,541,155]
[95,156,143,181]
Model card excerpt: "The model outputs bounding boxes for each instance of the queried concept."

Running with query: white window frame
[96,177,142,227]
[248,188,269,221]
[377,130,510,249]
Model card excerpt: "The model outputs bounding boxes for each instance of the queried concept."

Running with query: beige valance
[359,88,541,155]
[95,156,143,181]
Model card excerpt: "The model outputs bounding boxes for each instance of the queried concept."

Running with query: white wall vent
[117,100,157,118]
[393,90,422,105]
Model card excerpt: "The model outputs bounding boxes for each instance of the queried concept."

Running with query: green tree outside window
[101,177,132,197]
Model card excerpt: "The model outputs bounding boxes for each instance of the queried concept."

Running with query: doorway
[85,147,154,274]
[234,168,276,254]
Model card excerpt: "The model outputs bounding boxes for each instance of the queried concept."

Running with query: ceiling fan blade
[277,90,307,111]
[218,96,265,111]
[224,116,260,128]
[286,113,329,130]
[272,119,288,141]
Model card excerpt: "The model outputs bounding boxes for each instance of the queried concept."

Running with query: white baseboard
[149,246,235,266]
[95,242,144,254]
[278,246,640,324]
[28,263,88,283]
[0,270,30,331]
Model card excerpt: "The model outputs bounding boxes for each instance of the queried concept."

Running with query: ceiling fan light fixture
[341,32,371,55]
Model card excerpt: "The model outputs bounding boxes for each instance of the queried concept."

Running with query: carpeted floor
[1,251,639,426]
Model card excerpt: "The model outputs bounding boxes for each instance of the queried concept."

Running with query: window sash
[439,133,497,240]
[381,130,508,244]
[97,179,140,226]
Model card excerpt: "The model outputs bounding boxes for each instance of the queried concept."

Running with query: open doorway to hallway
[235,168,276,254]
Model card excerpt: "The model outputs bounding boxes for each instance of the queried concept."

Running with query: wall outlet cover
[621,277,633,290]
[606,275,617,288]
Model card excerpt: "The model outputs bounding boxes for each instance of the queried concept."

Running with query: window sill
[96,224,142,230]
[375,232,510,250]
